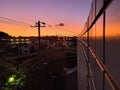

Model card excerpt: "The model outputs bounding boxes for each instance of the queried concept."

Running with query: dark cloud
[59,23,64,26]
[56,23,64,26]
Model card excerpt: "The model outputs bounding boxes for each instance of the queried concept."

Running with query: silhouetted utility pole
[31,21,45,56]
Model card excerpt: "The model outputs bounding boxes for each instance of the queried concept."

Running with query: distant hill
[0,31,10,38]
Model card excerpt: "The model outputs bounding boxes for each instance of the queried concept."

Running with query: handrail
[79,40,120,90]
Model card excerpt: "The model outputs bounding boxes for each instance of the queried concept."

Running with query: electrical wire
[0,16,78,36]
[0,16,31,26]
[45,24,78,36]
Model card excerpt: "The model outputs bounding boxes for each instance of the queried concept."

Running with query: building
[77,0,120,90]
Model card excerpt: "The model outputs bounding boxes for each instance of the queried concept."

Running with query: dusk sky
[0,0,92,36]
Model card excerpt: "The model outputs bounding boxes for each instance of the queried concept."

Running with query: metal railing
[79,40,120,90]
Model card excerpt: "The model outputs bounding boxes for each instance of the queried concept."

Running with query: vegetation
[0,31,10,38]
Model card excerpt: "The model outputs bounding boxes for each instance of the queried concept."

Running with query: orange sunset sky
[0,0,120,37]
[0,0,92,37]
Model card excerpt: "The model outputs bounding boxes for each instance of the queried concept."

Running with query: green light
[1,68,26,90]
[8,75,16,83]
[9,77,14,82]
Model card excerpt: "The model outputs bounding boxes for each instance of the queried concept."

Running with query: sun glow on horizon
[0,22,79,37]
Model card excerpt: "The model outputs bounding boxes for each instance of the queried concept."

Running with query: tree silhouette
[0,31,10,38]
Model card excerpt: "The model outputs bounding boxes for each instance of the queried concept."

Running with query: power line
[0,16,78,36]
[0,19,26,27]
[55,27,78,34]
[0,16,31,26]
[49,24,77,34]
[45,24,78,35]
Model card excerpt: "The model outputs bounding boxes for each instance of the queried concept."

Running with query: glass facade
[106,0,120,88]
[77,0,120,90]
